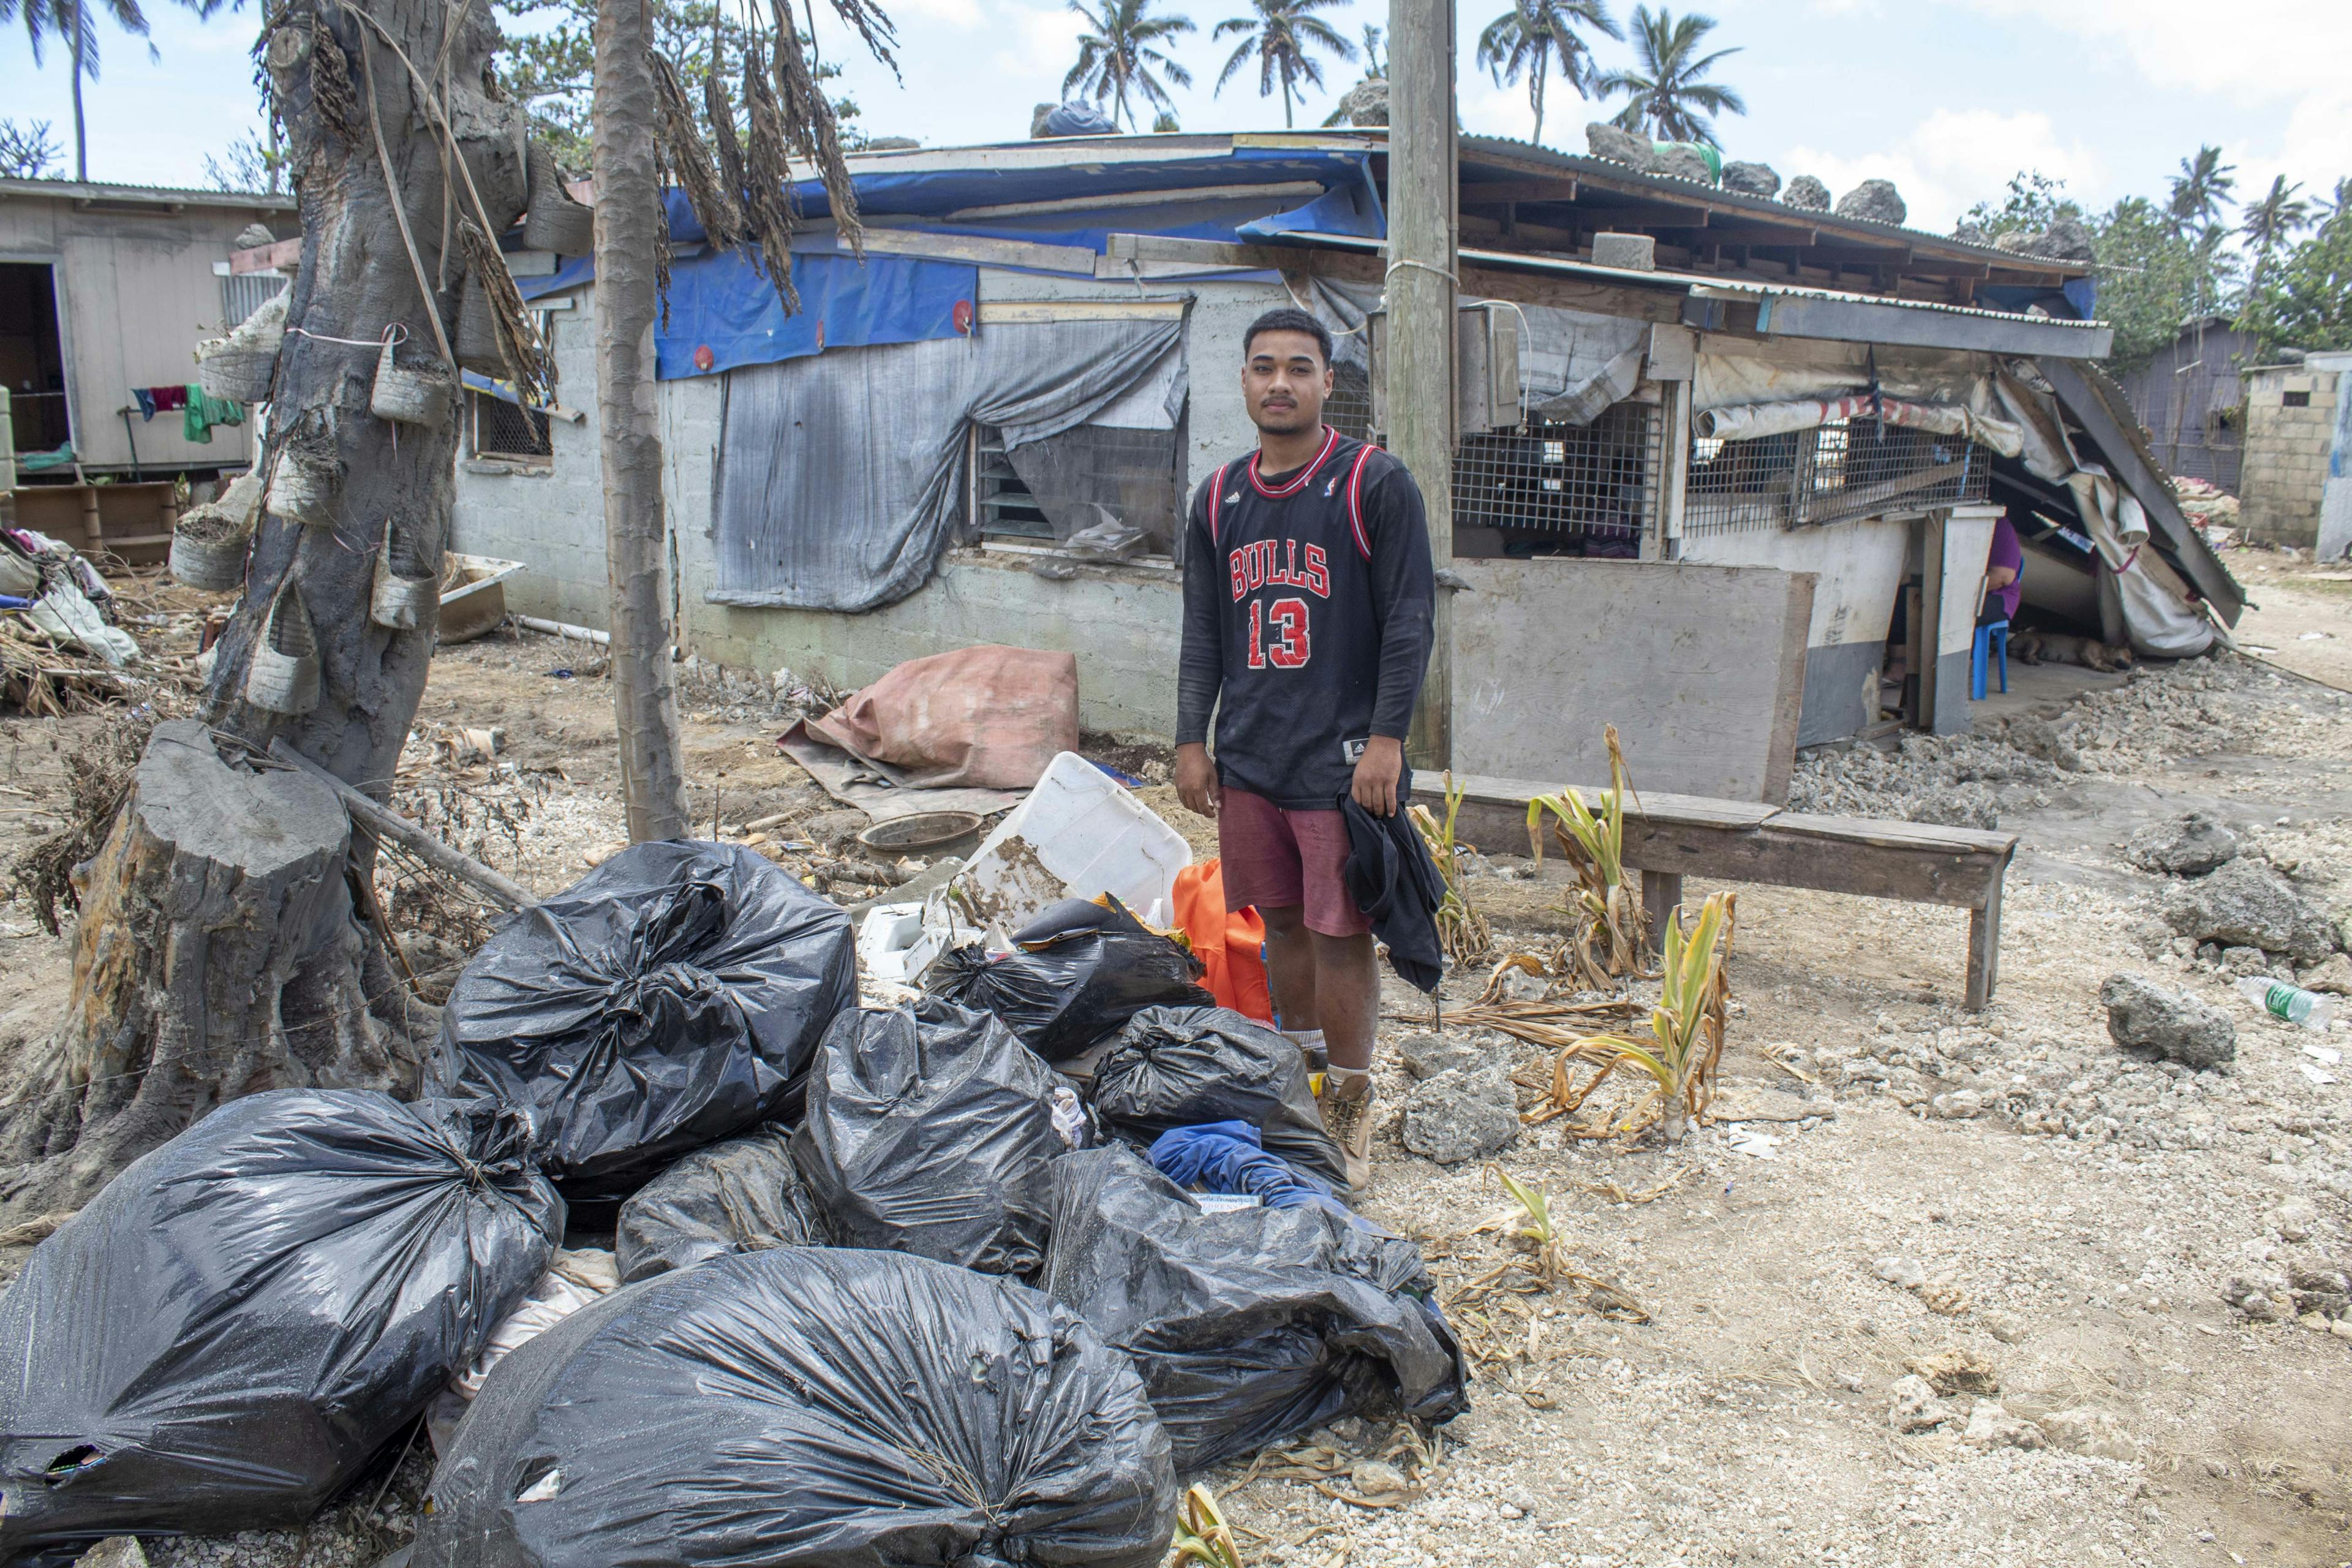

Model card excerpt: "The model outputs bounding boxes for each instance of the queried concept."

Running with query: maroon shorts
[1216,786,1370,938]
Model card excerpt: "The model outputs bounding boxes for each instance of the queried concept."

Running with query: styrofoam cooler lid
[945,751,1191,934]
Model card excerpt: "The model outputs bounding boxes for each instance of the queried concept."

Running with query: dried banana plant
[1561,891,1736,1141]
[1409,772,1493,965]
[1526,723,1649,989]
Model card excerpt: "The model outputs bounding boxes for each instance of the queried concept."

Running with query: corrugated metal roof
[1455,134,2089,276]
[0,177,295,210]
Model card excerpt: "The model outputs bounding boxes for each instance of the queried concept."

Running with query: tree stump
[0,724,423,1213]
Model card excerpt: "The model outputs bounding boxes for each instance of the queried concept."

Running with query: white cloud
[1783,107,2104,232]
[891,0,986,29]
[1939,0,2352,102]
[990,2,1086,86]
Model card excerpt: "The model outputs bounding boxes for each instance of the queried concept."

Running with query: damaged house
[448,130,2242,802]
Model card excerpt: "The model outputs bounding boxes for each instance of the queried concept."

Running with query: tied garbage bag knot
[433,841,854,1198]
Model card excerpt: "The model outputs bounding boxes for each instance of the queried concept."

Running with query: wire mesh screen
[473,393,551,461]
[1325,364,1374,445]
[1685,417,1990,536]
[1452,401,1660,554]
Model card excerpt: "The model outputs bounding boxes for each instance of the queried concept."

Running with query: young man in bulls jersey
[1174,306,1435,1191]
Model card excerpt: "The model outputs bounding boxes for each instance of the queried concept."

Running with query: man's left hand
[1350,735,1404,818]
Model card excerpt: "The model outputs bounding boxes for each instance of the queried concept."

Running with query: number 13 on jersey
[1246,597,1311,669]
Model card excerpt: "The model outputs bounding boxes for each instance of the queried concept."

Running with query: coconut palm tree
[1594,4,1741,147]
[1,0,148,180]
[2165,145,2236,239]
[1065,0,1196,132]
[1474,0,1616,148]
[1212,0,1353,130]
[2241,175,2311,296]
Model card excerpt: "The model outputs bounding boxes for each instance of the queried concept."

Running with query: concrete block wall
[2239,366,2341,547]
[446,271,1288,736]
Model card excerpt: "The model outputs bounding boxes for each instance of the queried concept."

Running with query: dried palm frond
[652,52,744,252]
[704,64,751,208]
[455,219,548,407]
[737,35,804,309]
[769,0,863,254]
[1526,724,1651,988]
[1408,772,1492,965]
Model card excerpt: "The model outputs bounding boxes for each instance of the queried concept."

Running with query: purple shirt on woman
[1987,514,2024,621]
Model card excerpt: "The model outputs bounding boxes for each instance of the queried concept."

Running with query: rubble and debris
[1720,159,1781,197]
[1400,1066,1521,1164]
[1834,178,1908,224]
[614,1126,821,1283]
[1888,1373,1954,1432]
[1092,1005,1350,1188]
[1039,1145,1467,1472]
[0,1093,558,1561]
[1790,657,2282,827]
[2125,810,2241,876]
[2035,1408,2136,1461]
[2100,973,2237,1068]
[1902,1348,1999,1397]
[2163,856,2341,961]
[1959,1400,2046,1449]
[1782,173,1832,209]
[791,997,1068,1275]
[409,1248,1178,1568]
[805,644,1079,790]
[1584,121,1662,173]
[432,841,854,1196]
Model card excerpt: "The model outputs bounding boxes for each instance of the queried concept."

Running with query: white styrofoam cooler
[937,751,1191,938]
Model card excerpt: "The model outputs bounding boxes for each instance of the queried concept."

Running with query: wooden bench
[1416,774,2019,1010]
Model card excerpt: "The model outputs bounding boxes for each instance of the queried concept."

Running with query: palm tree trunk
[69,0,88,181]
[1531,68,1544,146]
[1282,69,1294,129]
[593,0,693,844]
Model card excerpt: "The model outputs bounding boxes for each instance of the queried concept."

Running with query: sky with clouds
[5,0,2348,239]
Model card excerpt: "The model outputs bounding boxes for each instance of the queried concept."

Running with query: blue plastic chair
[1971,620,2009,699]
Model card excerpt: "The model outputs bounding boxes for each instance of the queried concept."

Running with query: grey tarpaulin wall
[710,309,1190,613]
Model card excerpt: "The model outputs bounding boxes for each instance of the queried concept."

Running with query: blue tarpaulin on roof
[514,146,1383,379]
[654,250,976,380]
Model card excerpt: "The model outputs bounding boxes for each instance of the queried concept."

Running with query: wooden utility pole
[1389,0,1458,769]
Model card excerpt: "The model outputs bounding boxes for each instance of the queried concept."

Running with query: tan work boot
[1317,1069,1376,1194]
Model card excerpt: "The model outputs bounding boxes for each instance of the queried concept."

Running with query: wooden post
[1389,0,1457,770]
[1916,511,1947,732]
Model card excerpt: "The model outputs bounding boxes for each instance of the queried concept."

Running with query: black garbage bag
[926,895,1212,1062]
[614,1125,821,1284]
[1039,1145,1467,1474]
[791,997,1066,1275]
[433,840,854,1197]
[1091,1005,1348,1190]
[410,1248,1177,1568]
[0,1091,562,1564]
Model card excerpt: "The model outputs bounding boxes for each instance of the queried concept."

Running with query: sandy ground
[1,556,2348,1568]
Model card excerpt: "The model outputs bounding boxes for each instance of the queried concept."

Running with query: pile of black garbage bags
[0,845,1464,1568]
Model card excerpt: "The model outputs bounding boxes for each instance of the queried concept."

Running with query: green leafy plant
[1568,890,1734,1139]
[1526,723,1649,987]
[1490,1164,1564,1282]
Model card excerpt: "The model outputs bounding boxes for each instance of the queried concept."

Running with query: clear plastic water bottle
[2234,976,2337,1031]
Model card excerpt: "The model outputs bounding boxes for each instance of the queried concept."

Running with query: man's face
[1242,330,1332,436]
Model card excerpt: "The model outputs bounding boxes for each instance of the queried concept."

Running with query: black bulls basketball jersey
[1177,427,1436,810]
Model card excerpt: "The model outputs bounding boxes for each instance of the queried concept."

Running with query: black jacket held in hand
[1177,430,1436,810]
[1340,778,1446,993]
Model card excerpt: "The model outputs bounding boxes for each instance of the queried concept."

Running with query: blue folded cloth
[1148,1120,1363,1225]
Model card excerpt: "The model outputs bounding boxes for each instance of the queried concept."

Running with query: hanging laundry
[182,383,245,443]
[132,389,156,421]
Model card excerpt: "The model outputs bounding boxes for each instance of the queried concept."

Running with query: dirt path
[2,589,2349,1568]
[2227,553,2352,692]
